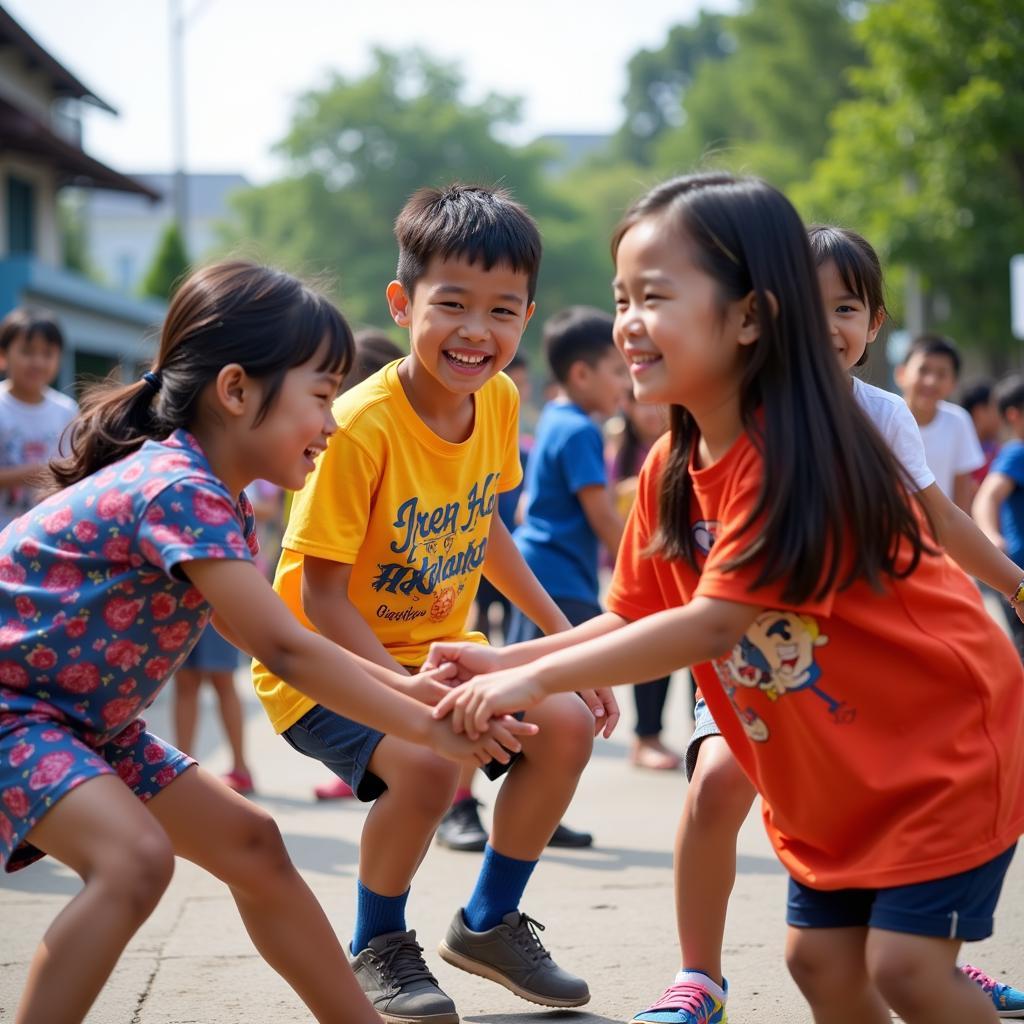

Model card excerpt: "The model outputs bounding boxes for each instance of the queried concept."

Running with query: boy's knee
[533,695,594,773]
[866,943,933,1015]
[786,934,859,1001]
[389,749,459,817]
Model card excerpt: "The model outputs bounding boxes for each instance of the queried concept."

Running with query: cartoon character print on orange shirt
[370,473,499,625]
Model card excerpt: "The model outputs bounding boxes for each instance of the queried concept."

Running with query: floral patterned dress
[0,429,257,871]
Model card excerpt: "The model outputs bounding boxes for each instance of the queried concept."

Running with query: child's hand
[421,641,507,682]
[433,668,546,739]
[428,714,538,766]
[399,663,458,707]
[577,687,620,738]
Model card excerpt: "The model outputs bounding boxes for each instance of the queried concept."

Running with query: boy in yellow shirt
[253,184,617,1022]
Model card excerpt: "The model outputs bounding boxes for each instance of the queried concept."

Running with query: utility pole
[169,0,187,245]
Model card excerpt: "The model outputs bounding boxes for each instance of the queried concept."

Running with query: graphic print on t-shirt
[370,471,500,624]
[694,517,856,742]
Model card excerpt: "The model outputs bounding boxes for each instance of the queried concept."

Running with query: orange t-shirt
[607,431,1024,890]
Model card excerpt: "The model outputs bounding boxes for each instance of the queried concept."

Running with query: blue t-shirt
[0,429,257,745]
[513,401,606,603]
[992,440,1024,567]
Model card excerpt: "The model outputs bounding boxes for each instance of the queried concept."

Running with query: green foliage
[141,222,190,300]
[794,0,1024,353]
[226,49,613,352]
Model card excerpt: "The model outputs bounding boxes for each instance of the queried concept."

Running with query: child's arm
[577,483,625,560]
[482,516,572,635]
[971,473,1014,550]
[186,559,536,763]
[434,596,760,736]
[952,471,979,515]
[300,555,453,705]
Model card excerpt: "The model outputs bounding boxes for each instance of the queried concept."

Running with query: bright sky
[9,0,734,184]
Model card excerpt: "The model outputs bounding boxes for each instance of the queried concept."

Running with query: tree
[225,49,612,346]
[794,0,1024,356]
[141,222,190,300]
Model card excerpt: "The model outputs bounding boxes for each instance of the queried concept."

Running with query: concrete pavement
[1,671,1022,1023]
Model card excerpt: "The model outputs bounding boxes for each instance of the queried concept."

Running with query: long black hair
[611,173,926,603]
[51,260,353,489]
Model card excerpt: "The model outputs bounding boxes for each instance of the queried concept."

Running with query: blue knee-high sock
[463,845,538,933]
[351,880,410,953]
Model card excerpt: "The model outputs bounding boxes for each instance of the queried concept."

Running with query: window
[7,177,36,255]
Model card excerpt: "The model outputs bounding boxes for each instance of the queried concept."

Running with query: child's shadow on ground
[466,1013,621,1024]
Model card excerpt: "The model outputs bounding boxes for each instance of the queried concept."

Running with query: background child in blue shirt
[507,307,629,641]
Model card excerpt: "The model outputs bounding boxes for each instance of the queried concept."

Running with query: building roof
[0,5,115,113]
[0,95,160,198]
[87,173,250,219]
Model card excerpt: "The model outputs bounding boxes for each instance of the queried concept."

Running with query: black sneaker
[436,796,488,852]
[547,821,593,848]
[349,929,458,1024]
[438,909,590,1008]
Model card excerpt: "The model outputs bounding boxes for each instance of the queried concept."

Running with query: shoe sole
[377,1010,459,1024]
[437,941,590,1008]
[628,1014,727,1024]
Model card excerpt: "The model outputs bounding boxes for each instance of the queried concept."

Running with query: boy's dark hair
[611,172,929,604]
[341,329,405,392]
[902,333,961,377]
[394,183,542,303]
[960,379,994,415]
[995,375,1024,417]
[543,306,615,385]
[807,225,886,368]
[0,307,65,351]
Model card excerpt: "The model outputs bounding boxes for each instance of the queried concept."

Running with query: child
[896,333,985,510]
[427,174,1024,1024]
[0,308,78,529]
[312,328,406,803]
[961,379,1002,482]
[975,375,1024,665]
[607,395,678,770]
[173,622,252,794]
[0,260,527,1024]
[505,306,629,647]
[252,184,616,1022]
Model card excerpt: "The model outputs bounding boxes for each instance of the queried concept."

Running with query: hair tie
[142,371,163,394]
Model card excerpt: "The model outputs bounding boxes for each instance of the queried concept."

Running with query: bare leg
[867,930,996,1023]
[786,926,890,1023]
[676,737,756,985]
[15,776,175,1024]
[361,736,459,894]
[207,670,250,775]
[147,765,379,1023]
[490,692,593,860]
[173,669,203,756]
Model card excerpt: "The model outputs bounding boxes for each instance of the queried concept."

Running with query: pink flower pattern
[0,430,253,869]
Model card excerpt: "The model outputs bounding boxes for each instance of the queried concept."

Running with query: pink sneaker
[314,777,355,800]
[221,769,254,796]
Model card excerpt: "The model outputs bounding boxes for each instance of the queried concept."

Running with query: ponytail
[48,260,353,492]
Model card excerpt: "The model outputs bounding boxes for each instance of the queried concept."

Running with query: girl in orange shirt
[427,173,1024,1024]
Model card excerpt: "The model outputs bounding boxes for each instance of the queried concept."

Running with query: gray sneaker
[438,909,590,1008]
[349,929,459,1024]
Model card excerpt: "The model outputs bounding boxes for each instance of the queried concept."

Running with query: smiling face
[387,255,534,401]
[244,347,342,491]
[612,216,749,411]
[817,260,883,372]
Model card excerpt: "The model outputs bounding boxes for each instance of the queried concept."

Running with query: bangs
[291,292,355,379]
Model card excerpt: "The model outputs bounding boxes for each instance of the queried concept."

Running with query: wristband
[1010,578,1024,606]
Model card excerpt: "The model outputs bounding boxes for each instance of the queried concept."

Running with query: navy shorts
[787,844,1017,941]
[282,700,520,801]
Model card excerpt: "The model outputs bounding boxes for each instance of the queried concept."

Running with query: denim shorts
[684,697,723,781]
[787,844,1017,941]
[282,701,520,800]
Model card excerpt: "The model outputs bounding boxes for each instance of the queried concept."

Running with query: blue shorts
[180,623,239,673]
[0,704,194,873]
[787,844,1017,941]
[684,697,723,781]
[282,701,521,801]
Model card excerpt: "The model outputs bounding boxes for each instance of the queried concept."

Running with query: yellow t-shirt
[253,360,523,733]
